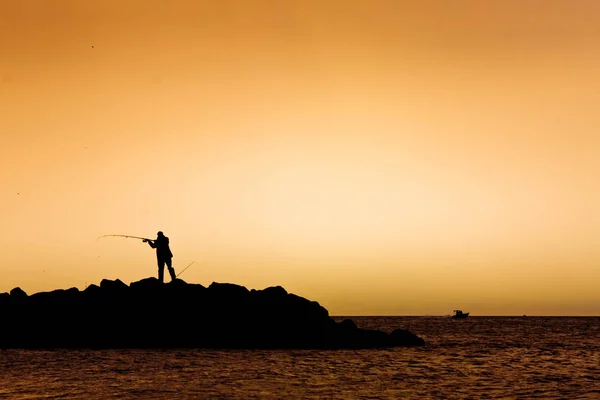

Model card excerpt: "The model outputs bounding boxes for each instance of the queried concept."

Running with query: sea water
[1,317,598,399]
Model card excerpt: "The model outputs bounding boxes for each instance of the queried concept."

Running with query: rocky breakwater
[0,278,425,349]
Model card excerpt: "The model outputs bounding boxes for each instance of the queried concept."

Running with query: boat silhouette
[451,310,469,319]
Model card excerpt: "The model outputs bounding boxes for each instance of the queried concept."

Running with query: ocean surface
[1,316,598,399]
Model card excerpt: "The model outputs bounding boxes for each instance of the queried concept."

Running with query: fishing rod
[176,261,195,278]
[97,234,151,241]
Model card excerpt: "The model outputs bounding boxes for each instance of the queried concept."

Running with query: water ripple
[1,317,599,399]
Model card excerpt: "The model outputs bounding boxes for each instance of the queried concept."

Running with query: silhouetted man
[143,231,175,282]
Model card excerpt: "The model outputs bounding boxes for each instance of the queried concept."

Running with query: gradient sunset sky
[1,1,599,315]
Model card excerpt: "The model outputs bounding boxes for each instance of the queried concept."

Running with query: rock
[0,278,425,349]
[29,287,79,306]
[208,282,250,298]
[130,277,163,294]
[338,318,358,331]
[83,283,101,296]
[260,285,287,297]
[10,287,27,299]
[391,328,426,346]
[100,278,128,292]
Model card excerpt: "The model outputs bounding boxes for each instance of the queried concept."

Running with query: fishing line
[176,261,195,278]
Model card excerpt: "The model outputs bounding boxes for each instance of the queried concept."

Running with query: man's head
[157,231,164,237]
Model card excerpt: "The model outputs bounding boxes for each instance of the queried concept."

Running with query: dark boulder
[338,318,358,331]
[130,277,163,293]
[82,284,102,301]
[100,278,128,293]
[84,283,101,293]
[259,285,287,297]
[10,287,27,300]
[208,282,250,299]
[29,287,79,307]
[391,328,426,346]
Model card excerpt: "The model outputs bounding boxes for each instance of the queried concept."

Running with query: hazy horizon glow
[1,1,599,315]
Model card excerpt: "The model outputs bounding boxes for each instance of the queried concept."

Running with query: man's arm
[143,239,157,248]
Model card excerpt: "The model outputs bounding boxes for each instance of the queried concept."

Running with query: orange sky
[1,1,599,315]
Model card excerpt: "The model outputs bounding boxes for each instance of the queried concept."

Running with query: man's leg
[166,258,176,281]
[158,259,165,283]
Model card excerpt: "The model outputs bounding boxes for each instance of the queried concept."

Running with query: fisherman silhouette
[143,231,176,282]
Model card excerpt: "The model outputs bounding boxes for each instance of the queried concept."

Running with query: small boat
[451,310,469,319]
